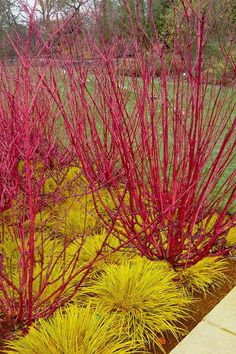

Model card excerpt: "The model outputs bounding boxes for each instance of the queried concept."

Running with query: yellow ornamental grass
[95,188,130,212]
[0,227,20,274]
[190,213,234,239]
[91,188,131,226]
[51,196,98,239]
[79,258,192,351]
[31,261,84,308]
[23,169,131,241]
[42,183,130,239]
[29,230,126,305]
[43,176,58,194]
[18,160,44,178]
[23,209,57,231]
[67,229,137,276]
[67,230,113,265]
[0,229,83,309]
[60,166,88,190]
[18,162,88,196]
[43,166,88,196]
[0,231,25,300]
[0,194,26,225]
[0,228,57,280]
[0,229,63,271]
[226,226,236,247]
[197,213,219,233]
[4,304,141,354]
[178,257,229,295]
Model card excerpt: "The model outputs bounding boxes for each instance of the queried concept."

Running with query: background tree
[0,0,26,58]
[93,0,172,47]
[37,0,92,21]
[0,0,22,28]
[164,0,236,80]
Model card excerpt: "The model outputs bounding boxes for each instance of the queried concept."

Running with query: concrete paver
[170,321,236,354]
[170,286,236,354]
[204,287,236,335]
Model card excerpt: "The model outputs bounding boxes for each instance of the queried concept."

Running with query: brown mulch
[157,259,236,354]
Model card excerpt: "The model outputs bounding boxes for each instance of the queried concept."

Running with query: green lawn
[52,70,236,212]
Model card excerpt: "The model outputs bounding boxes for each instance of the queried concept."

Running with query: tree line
[0,0,235,61]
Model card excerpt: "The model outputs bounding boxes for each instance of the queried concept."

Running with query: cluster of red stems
[0,0,235,330]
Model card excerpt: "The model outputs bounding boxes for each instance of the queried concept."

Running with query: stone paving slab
[204,286,236,334]
[170,321,236,354]
[170,286,236,354]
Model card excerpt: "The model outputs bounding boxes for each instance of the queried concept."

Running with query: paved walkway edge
[169,286,236,354]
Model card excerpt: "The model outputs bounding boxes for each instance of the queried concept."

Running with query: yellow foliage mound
[4,305,140,354]
[177,257,229,295]
[79,257,192,351]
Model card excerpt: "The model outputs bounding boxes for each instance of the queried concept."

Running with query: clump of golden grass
[79,257,192,351]
[177,257,229,295]
[4,304,141,354]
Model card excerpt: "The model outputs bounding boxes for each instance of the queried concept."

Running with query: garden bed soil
[157,259,236,354]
